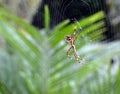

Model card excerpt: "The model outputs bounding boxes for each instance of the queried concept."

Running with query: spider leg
[72,45,82,63]
[67,46,72,59]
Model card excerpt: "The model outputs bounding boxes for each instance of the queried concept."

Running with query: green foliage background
[0,5,120,94]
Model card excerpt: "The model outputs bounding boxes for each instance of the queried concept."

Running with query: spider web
[32,0,109,29]
[33,0,112,41]
[46,0,107,26]
[55,0,108,40]
[32,0,114,65]
[41,0,110,47]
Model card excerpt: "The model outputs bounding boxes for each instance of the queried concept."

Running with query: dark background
[32,0,114,41]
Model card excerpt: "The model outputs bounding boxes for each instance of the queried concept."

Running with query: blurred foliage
[0,5,120,94]
[0,0,42,22]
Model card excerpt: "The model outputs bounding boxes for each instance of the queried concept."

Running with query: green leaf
[44,5,50,33]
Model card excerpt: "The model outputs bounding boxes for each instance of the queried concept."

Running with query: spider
[65,22,83,63]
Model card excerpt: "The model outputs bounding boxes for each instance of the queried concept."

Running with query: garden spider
[65,21,83,63]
